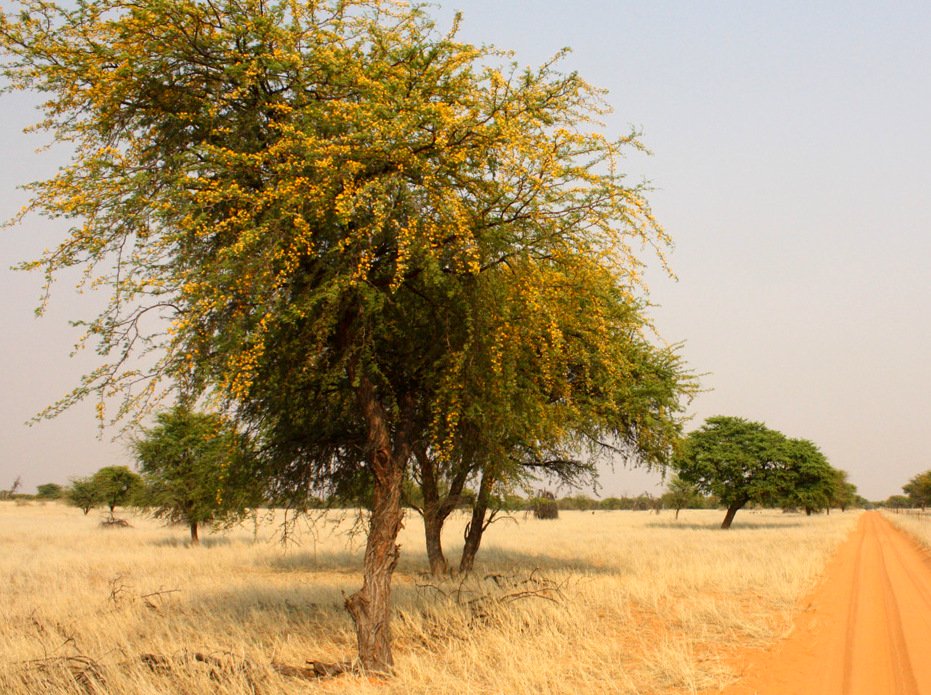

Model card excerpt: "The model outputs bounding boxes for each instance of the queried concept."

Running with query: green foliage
[530,491,559,520]
[780,438,835,514]
[36,483,64,500]
[662,475,699,516]
[903,470,931,508]
[673,416,844,527]
[91,466,143,517]
[66,477,101,515]
[829,469,858,511]
[0,0,688,669]
[854,496,873,510]
[134,405,262,541]
[556,494,598,511]
[673,417,789,508]
[885,494,912,509]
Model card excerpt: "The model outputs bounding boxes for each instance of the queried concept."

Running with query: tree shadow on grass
[264,543,621,577]
[266,549,363,574]
[189,583,351,625]
[149,535,235,548]
[645,519,806,531]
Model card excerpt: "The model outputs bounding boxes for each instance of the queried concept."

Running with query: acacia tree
[36,483,64,500]
[457,310,690,573]
[781,438,836,515]
[92,465,143,520]
[904,470,931,509]
[673,416,789,529]
[67,477,100,515]
[829,468,858,512]
[662,475,698,520]
[674,417,842,527]
[135,405,261,544]
[1,0,673,671]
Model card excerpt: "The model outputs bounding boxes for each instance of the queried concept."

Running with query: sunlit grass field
[0,501,859,694]
[884,509,931,551]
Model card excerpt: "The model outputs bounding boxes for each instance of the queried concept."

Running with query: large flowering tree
[1,0,682,670]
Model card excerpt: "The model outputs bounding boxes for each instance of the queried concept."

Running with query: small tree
[134,405,261,544]
[903,470,931,509]
[829,469,858,512]
[662,475,698,520]
[67,477,101,515]
[36,483,64,500]
[530,490,559,520]
[91,466,142,520]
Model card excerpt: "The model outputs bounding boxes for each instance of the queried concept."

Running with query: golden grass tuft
[0,502,859,694]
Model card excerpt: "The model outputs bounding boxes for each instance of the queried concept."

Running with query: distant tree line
[885,470,931,510]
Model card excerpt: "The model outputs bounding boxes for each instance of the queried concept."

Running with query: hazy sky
[1,1,929,500]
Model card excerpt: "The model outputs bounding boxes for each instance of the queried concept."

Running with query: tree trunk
[343,379,410,673]
[418,449,449,576]
[423,510,448,576]
[675,507,681,520]
[189,521,199,545]
[459,470,493,574]
[720,501,744,529]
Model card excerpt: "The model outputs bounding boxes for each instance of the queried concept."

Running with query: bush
[36,483,64,500]
[530,491,559,520]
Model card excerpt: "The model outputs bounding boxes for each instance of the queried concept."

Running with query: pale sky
[1,1,929,500]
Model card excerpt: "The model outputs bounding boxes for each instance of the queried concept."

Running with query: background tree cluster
[65,466,143,520]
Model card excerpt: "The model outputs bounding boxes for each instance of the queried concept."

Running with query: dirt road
[720,511,931,695]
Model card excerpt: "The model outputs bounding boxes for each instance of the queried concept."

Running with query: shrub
[530,491,559,520]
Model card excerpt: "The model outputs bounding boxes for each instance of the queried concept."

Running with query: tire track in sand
[717,511,931,695]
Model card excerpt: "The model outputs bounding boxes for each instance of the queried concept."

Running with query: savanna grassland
[0,502,860,694]
[884,509,931,551]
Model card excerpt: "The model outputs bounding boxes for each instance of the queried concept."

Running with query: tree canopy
[36,483,64,500]
[673,416,841,528]
[903,470,931,508]
[91,465,143,518]
[780,438,836,515]
[1,0,686,671]
[134,405,261,544]
[662,475,699,519]
[66,477,101,515]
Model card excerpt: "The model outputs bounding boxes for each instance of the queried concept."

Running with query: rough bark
[418,448,448,576]
[721,500,744,529]
[459,470,493,574]
[416,447,471,576]
[423,508,448,576]
[343,378,410,673]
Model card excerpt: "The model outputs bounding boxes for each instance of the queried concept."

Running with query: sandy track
[720,511,931,695]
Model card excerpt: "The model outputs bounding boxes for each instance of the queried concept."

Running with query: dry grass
[0,501,859,694]
[883,509,931,551]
